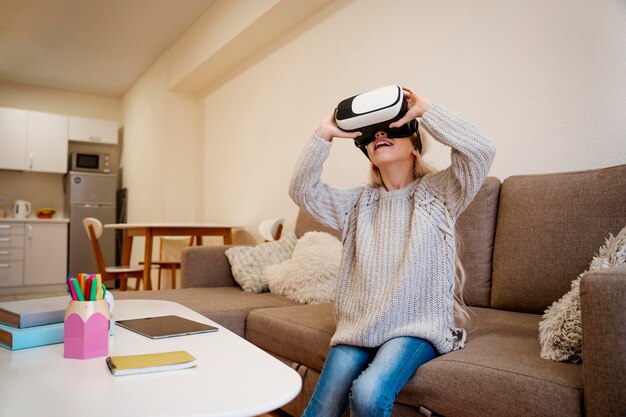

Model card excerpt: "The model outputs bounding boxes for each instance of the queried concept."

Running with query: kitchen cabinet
[0,108,68,173]
[27,111,69,173]
[69,116,118,144]
[0,220,68,288]
[0,107,28,171]
[24,222,68,286]
[0,223,25,287]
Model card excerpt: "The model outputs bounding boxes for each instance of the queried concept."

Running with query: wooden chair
[258,218,284,242]
[141,236,194,289]
[82,217,143,291]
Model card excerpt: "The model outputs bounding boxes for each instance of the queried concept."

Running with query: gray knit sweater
[289,104,496,353]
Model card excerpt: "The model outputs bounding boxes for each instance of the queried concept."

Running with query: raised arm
[289,112,363,231]
[415,101,496,218]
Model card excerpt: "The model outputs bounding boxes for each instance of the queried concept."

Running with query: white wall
[0,80,121,120]
[121,50,203,261]
[198,0,626,238]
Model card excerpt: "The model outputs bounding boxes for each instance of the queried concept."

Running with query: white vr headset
[334,85,421,157]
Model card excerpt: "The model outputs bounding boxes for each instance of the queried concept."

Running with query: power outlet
[0,196,7,205]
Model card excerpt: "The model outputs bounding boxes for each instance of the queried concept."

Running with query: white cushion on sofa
[265,231,342,304]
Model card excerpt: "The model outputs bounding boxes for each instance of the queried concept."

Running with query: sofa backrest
[456,177,501,307]
[295,209,342,239]
[491,164,626,314]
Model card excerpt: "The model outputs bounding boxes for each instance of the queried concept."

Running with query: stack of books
[0,296,70,350]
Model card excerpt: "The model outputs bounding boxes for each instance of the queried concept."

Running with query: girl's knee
[350,375,393,417]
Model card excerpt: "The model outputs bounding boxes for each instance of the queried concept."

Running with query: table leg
[122,233,132,266]
[143,229,153,290]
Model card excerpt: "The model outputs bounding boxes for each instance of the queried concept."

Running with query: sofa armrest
[181,245,237,288]
[580,264,626,417]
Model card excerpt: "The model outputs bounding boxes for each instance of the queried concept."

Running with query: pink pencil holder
[64,300,110,359]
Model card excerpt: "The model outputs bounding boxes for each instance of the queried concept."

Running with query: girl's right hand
[315,112,362,142]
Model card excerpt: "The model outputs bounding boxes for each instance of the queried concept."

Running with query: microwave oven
[69,152,112,173]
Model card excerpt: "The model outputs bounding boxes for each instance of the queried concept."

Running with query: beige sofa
[116,164,626,417]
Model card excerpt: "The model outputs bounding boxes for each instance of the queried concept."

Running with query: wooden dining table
[104,223,241,290]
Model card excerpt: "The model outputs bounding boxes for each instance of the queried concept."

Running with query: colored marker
[85,277,93,301]
[78,273,85,295]
[89,278,97,301]
[95,275,103,300]
[68,277,78,301]
[71,278,85,301]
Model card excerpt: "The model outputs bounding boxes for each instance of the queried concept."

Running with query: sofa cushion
[397,307,583,417]
[456,176,501,307]
[246,303,335,371]
[112,287,297,337]
[491,164,626,313]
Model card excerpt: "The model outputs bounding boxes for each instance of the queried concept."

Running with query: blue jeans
[302,337,436,417]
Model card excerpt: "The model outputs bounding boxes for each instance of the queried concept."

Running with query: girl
[289,86,496,417]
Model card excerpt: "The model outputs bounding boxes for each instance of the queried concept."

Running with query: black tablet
[115,315,218,339]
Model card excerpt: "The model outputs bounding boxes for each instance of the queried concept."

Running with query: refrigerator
[66,171,118,277]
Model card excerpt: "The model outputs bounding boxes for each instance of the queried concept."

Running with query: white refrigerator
[66,171,117,277]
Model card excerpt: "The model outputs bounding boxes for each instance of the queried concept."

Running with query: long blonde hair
[369,132,470,328]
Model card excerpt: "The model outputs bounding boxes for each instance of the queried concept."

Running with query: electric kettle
[13,200,31,219]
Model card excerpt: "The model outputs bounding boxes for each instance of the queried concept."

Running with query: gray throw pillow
[225,233,297,293]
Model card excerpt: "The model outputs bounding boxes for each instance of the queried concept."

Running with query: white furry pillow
[265,231,342,304]
[225,233,297,293]
[538,225,626,362]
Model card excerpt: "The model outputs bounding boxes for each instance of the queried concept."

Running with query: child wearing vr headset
[289,85,496,417]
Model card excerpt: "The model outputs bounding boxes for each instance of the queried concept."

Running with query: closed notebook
[0,321,64,350]
[106,351,197,376]
[0,296,70,328]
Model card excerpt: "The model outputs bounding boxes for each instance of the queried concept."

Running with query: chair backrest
[160,236,195,261]
[82,217,107,276]
[259,218,285,241]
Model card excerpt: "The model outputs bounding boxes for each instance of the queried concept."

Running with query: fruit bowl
[35,207,56,219]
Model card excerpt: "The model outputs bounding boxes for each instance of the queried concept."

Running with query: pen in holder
[64,300,110,359]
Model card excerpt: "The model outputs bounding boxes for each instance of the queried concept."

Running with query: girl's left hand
[389,87,431,128]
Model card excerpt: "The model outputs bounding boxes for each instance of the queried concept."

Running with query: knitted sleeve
[289,133,363,231]
[420,104,496,218]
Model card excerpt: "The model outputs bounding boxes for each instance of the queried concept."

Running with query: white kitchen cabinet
[0,108,68,173]
[0,221,68,289]
[0,223,25,287]
[0,107,28,171]
[23,222,68,286]
[27,111,69,173]
[69,116,118,144]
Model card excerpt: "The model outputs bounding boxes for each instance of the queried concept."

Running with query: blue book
[0,321,64,350]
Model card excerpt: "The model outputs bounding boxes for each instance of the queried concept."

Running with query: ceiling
[0,0,216,98]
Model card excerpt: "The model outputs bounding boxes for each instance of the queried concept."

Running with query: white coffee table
[0,299,302,417]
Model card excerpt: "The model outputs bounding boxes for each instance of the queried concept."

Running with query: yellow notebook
[106,351,197,376]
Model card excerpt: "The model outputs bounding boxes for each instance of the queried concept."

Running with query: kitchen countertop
[0,217,69,224]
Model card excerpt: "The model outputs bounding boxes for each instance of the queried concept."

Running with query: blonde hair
[369,132,470,328]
